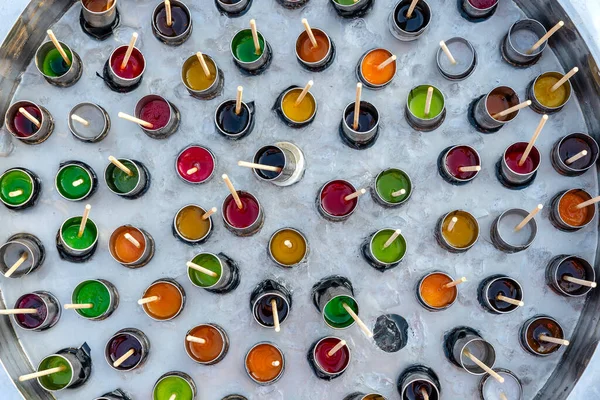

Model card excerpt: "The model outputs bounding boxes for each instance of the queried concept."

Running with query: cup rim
[184,323,227,364]
[187,252,223,289]
[181,53,219,93]
[54,163,94,201]
[268,227,308,267]
[72,279,114,320]
[0,167,36,207]
[35,40,75,79]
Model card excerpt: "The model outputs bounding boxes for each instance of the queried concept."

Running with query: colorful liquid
[504,143,539,174]
[487,90,518,121]
[468,0,498,9]
[188,253,221,287]
[556,258,590,294]
[270,229,307,266]
[61,217,97,250]
[176,146,215,183]
[143,281,183,320]
[55,165,92,200]
[38,356,73,391]
[139,99,170,130]
[559,137,593,169]
[224,192,260,228]
[420,273,457,308]
[15,293,47,329]
[558,190,591,227]
[403,381,436,400]
[231,30,265,62]
[254,146,285,180]
[375,169,411,204]
[281,89,316,123]
[334,0,358,4]
[245,343,284,383]
[296,30,330,63]
[394,3,428,32]
[153,375,194,400]
[526,318,563,354]
[12,106,41,137]
[323,295,358,329]
[176,205,212,240]
[109,226,146,263]
[73,280,111,318]
[408,86,444,119]
[370,229,406,263]
[486,279,521,312]
[107,333,143,370]
[41,47,72,77]
[155,5,190,37]
[216,102,250,134]
[83,0,113,12]
[534,76,569,108]
[107,160,140,194]
[344,105,377,132]
[185,325,225,363]
[314,337,350,374]
[0,169,33,206]
[253,294,289,327]
[441,211,478,249]
[182,56,217,91]
[445,146,479,180]
[361,49,396,86]
[320,180,357,217]
[110,47,144,79]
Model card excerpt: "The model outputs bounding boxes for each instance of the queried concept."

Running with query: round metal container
[173,204,214,245]
[133,95,180,139]
[460,0,498,20]
[295,28,333,70]
[12,291,61,332]
[340,101,380,147]
[519,315,566,357]
[267,227,309,268]
[54,161,97,202]
[438,145,481,185]
[230,29,271,72]
[140,278,186,322]
[221,191,264,236]
[181,53,224,100]
[316,179,359,222]
[57,216,98,259]
[103,158,149,199]
[250,287,291,329]
[434,210,480,253]
[151,0,193,46]
[444,326,496,375]
[34,41,82,87]
[477,274,524,314]
[371,168,412,208]
[187,252,234,292]
[312,276,358,330]
[307,336,351,380]
[389,0,432,41]
[184,323,229,365]
[545,255,596,297]
[4,100,54,144]
[405,85,446,131]
[397,364,441,400]
[551,133,599,176]
[361,228,407,271]
[174,144,217,185]
[473,86,521,131]
[214,99,255,140]
[244,342,285,385]
[0,168,41,211]
[68,102,110,143]
[500,142,541,187]
[252,144,297,184]
[104,328,150,371]
[0,233,45,278]
[416,271,458,312]
[490,208,538,253]
[549,188,596,232]
[528,71,573,114]
[502,19,547,66]
[152,371,197,398]
[436,37,477,81]
[81,0,118,28]
[108,225,154,268]
[478,368,523,400]
[107,45,146,89]
[278,87,317,127]
[36,344,92,392]
[356,48,396,89]
[71,279,119,321]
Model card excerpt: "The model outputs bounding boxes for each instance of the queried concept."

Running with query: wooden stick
[447,216,458,232]
[249,19,261,55]
[344,188,366,202]
[420,389,429,400]
[70,114,89,126]
[235,86,243,115]
[272,361,281,367]
[120,32,138,70]
[64,303,94,310]
[137,296,159,305]
[342,302,373,337]
[0,308,37,315]
[353,83,362,130]
[550,67,578,92]
[118,112,154,129]
[46,30,71,66]
[78,204,91,238]
[327,340,347,357]
[19,366,66,382]
[4,252,28,278]
[391,188,406,197]
[202,207,217,220]
[518,114,548,167]
[301,18,318,48]
[187,167,198,175]
[237,161,282,173]
[496,295,524,307]
[526,21,564,54]
[574,195,600,210]
[164,0,172,27]
[442,277,467,289]
[499,393,508,400]
[377,55,397,70]
[187,261,218,277]
[113,349,135,368]
[538,335,570,346]
[196,52,211,77]
[108,156,133,177]
[491,100,532,119]
[72,179,84,187]
[271,299,280,332]
[514,204,543,232]
[458,166,481,173]
[294,80,314,106]
[8,189,23,198]
[169,395,176,400]
[565,150,588,165]
[124,233,141,248]
[222,174,243,209]
[383,229,402,249]
[18,107,41,128]
[406,0,419,18]
[424,86,434,116]
[562,275,597,288]
[463,349,504,383]
[284,240,293,248]
[186,335,206,344]
[439,41,456,64]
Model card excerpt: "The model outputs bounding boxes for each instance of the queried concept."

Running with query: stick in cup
[19,366,66,382]
[121,32,139,70]
[301,19,318,48]
[295,80,314,106]
[463,349,504,383]
[327,340,347,357]
[222,174,243,209]
[118,112,154,129]
[186,261,218,278]
[18,107,41,128]
[196,52,211,77]
[518,115,548,167]
[491,100,532,119]
[514,204,543,232]
[353,83,362,130]
[108,156,133,176]
[271,299,280,332]
[238,160,282,173]
[4,252,28,278]
[342,302,373,337]
[78,204,92,238]
[344,188,366,201]
[442,277,466,289]
[46,30,71,66]
[550,67,578,93]
[235,86,243,115]
[526,21,564,55]
[439,41,456,64]
[249,19,261,55]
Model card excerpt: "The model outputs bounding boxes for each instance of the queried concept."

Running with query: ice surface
[0,0,597,399]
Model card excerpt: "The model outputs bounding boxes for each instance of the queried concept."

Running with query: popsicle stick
[538,335,570,346]
[491,100,532,119]
[271,299,280,333]
[235,86,243,115]
[344,188,366,202]
[222,174,243,209]
[187,261,218,277]
[113,349,135,367]
[301,19,318,48]
[462,349,504,383]
[526,21,564,54]
[108,156,133,177]
[237,161,282,173]
[447,216,458,232]
[391,188,406,197]
[18,366,66,382]
[77,204,92,238]
[202,207,217,220]
[420,389,430,400]
[518,115,548,167]
[562,275,597,288]
[186,335,206,344]
[272,361,281,367]
[196,52,211,77]
[514,204,543,232]
[164,0,172,27]
[499,393,508,400]
[168,395,176,400]
[406,0,419,18]
[137,296,159,305]
[565,150,588,165]
[0,308,37,315]
[327,340,347,357]
[64,303,94,310]
[424,86,434,116]
[187,167,198,175]
[70,114,89,126]
[574,195,600,210]
[342,302,373,337]
[46,30,71,66]
[284,240,293,248]
[550,67,578,93]
[124,233,141,248]
[383,229,402,249]
[120,32,138,70]
[353,83,362,130]
[249,19,261,55]
[439,41,456,65]
[4,252,28,278]
[118,112,154,129]
[72,179,84,187]
[294,80,314,106]
[496,295,524,307]
[8,190,23,198]
[458,166,481,173]
[18,107,41,128]
[377,55,396,70]
[442,277,467,289]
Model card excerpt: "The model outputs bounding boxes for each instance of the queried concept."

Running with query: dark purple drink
[13,291,61,331]
[105,328,150,371]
